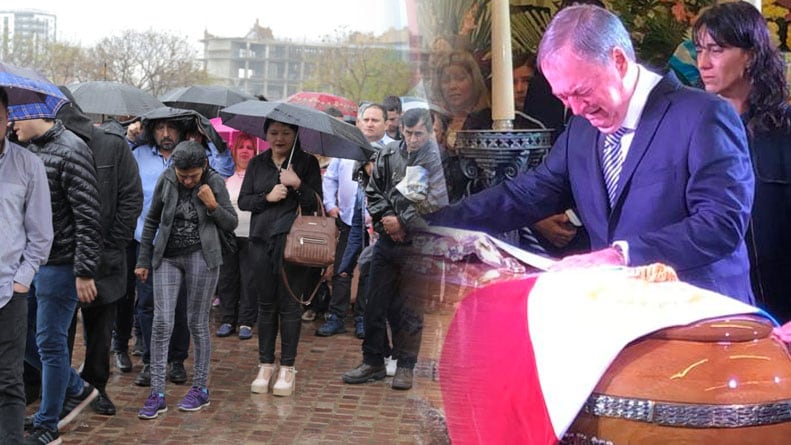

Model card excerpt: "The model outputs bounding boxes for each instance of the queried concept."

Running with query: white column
[744,0,761,11]
[491,0,514,130]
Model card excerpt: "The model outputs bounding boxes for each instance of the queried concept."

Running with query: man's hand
[382,215,406,242]
[126,121,142,142]
[548,247,625,271]
[532,213,577,248]
[76,277,97,303]
[197,184,218,211]
[327,207,340,218]
[135,267,149,283]
[12,282,29,294]
[266,184,288,202]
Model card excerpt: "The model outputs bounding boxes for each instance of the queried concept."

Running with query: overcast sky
[23,1,408,48]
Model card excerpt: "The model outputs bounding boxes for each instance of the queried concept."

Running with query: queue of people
[3,2,791,444]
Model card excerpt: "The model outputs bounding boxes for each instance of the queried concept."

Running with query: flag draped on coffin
[438,268,762,444]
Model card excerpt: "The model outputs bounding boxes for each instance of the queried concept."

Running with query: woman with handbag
[134,141,238,419]
[238,119,322,396]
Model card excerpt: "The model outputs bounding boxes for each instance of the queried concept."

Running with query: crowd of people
[3,1,791,444]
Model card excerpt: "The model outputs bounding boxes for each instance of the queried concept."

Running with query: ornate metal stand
[453,128,554,191]
[451,128,555,248]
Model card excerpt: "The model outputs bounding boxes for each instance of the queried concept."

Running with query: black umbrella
[220,100,374,162]
[160,85,256,118]
[66,81,163,117]
[139,106,229,153]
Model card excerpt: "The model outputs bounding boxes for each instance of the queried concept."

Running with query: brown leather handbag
[282,193,338,268]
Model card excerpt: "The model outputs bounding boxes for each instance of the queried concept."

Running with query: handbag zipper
[300,237,327,245]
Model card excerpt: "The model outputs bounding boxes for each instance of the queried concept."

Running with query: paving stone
[29,306,455,444]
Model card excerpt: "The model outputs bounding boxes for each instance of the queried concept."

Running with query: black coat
[746,112,791,321]
[58,102,143,305]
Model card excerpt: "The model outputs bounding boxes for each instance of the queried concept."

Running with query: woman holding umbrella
[238,119,322,396]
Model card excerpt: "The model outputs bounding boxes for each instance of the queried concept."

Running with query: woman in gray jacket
[134,141,237,419]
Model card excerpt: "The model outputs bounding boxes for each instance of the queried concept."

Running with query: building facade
[199,21,411,100]
[0,9,56,59]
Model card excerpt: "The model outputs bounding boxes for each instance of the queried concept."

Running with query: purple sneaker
[138,392,167,419]
[178,386,210,412]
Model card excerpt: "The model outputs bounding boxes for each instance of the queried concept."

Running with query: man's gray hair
[537,5,635,68]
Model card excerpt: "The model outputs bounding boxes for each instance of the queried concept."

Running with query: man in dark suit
[427,4,755,303]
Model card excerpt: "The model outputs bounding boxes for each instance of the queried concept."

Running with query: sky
[22,1,409,48]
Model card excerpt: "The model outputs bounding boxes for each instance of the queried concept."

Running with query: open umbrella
[0,62,69,120]
[67,81,163,117]
[220,100,374,161]
[286,91,358,120]
[209,117,269,153]
[160,85,257,118]
[140,106,229,153]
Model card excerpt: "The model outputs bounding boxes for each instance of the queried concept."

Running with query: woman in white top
[216,133,258,340]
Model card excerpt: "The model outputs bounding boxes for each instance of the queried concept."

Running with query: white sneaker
[251,364,276,394]
[272,366,297,397]
[385,356,397,377]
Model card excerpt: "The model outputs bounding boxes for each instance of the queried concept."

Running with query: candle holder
[452,128,554,192]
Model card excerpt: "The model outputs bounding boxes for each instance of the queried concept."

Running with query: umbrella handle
[285,136,297,170]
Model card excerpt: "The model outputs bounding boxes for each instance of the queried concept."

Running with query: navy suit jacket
[428,74,755,303]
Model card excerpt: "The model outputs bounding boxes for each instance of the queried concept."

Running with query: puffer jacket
[26,120,102,278]
[366,139,448,239]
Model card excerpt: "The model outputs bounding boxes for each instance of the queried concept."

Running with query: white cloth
[225,170,251,237]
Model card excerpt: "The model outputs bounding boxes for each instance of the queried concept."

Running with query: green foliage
[608,0,709,68]
[303,31,413,103]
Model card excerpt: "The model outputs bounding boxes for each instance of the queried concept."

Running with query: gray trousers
[151,250,219,394]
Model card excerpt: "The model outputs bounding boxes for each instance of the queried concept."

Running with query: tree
[303,30,414,104]
[85,29,211,96]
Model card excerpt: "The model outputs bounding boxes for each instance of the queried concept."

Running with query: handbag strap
[295,191,326,218]
[280,267,325,306]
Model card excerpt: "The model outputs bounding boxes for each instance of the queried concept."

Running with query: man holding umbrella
[0,86,53,444]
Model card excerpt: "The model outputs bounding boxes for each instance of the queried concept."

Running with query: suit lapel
[611,75,678,211]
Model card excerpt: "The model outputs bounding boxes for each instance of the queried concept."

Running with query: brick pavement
[35,305,454,444]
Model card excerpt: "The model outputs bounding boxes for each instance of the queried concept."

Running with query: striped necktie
[601,127,629,207]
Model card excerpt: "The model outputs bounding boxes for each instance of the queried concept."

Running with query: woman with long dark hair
[694,1,791,322]
[238,119,322,396]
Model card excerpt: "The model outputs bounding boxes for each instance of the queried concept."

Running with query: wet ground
[38,304,455,444]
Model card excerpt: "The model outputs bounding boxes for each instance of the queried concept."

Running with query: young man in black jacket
[58,97,143,416]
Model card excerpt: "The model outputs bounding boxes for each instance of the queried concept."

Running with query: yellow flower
[768,21,782,48]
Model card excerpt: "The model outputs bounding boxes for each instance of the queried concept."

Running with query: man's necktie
[601,127,629,207]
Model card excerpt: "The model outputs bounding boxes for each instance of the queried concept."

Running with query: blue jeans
[0,292,27,443]
[24,265,86,431]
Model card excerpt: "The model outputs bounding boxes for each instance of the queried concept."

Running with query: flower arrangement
[607,0,710,68]
[762,0,791,50]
